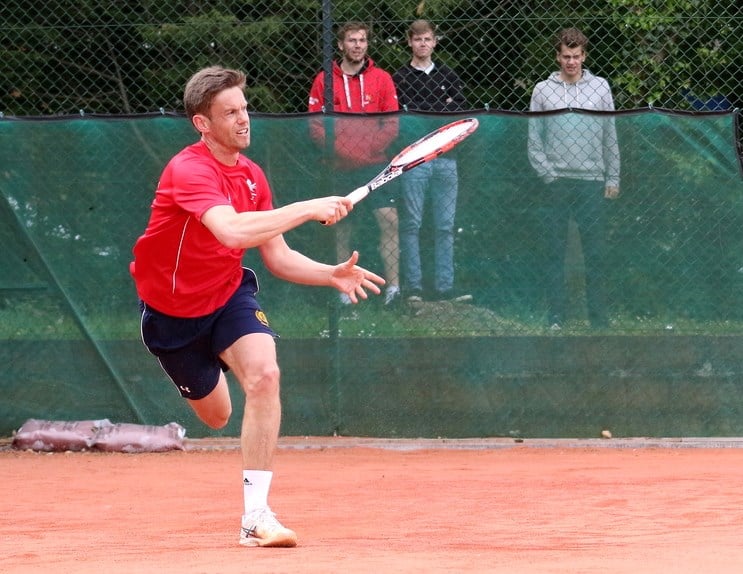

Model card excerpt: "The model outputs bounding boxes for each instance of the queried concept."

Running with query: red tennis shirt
[130,141,273,317]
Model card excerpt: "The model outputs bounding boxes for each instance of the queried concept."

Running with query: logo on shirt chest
[246,178,258,204]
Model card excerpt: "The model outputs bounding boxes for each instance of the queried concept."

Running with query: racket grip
[346,186,370,205]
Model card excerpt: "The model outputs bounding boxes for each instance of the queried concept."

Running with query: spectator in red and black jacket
[309,21,402,307]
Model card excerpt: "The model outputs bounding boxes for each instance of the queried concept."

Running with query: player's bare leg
[187,374,232,430]
[221,333,297,547]
[221,333,281,469]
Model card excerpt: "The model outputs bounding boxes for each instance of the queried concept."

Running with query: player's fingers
[347,284,369,303]
[363,268,384,286]
[336,202,350,220]
[362,278,382,294]
[320,197,350,225]
[344,251,359,267]
[354,285,369,300]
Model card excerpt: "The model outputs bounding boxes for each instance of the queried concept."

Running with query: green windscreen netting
[1,110,742,438]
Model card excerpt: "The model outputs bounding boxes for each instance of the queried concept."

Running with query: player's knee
[190,399,232,429]
[242,364,281,399]
[200,407,231,430]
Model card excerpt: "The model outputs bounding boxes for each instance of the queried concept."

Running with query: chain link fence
[1,1,741,116]
[2,112,743,438]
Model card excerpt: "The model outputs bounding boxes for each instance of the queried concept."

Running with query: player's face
[201,86,251,154]
[339,30,368,65]
[556,45,586,83]
[409,31,436,60]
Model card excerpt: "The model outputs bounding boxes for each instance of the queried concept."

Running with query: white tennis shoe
[384,285,401,306]
[239,506,297,547]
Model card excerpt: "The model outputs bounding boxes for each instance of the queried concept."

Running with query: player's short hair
[183,66,247,120]
[554,27,588,52]
[337,21,370,42]
[407,19,436,39]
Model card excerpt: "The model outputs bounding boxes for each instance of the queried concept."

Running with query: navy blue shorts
[139,268,277,400]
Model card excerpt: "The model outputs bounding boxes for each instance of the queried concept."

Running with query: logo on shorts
[255,310,269,327]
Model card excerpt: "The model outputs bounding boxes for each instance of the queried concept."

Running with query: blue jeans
[399,158,458,293]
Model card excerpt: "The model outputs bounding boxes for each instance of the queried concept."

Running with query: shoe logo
[179,385,191,394]
[243,478,253,486]
[242,526,257,538]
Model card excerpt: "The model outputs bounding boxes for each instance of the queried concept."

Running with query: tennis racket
[345,117,479,205]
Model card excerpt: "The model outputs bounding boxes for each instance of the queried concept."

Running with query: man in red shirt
[130,66,384,548]
[308,21,401,307]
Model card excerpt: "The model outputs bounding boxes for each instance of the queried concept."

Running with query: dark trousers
[543,178,608,327]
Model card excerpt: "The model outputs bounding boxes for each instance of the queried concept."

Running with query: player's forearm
[206,202,316,250]
[262,246,334,286]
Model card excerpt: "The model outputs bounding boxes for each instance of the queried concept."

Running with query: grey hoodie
[528,69,620,187]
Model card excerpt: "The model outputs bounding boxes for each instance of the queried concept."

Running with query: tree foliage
[0,0,740,115]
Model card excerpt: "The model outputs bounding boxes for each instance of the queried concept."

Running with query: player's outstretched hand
[332,251,385,303]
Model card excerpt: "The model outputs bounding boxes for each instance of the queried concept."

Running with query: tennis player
[130,66,384,547]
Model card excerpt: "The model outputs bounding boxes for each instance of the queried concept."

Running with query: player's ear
[192,113,209,134]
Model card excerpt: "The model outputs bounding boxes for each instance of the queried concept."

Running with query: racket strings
[391,119,478,167]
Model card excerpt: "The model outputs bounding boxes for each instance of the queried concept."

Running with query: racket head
[389,117,479,171]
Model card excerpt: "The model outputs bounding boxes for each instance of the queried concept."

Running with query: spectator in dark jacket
[393,19,471,303]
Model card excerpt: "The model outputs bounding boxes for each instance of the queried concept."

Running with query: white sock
[243,470,273,514]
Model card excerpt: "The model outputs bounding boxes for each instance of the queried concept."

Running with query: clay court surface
[2,437,743,573]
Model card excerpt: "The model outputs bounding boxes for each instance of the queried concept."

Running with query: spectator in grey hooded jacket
[528,27,620,329]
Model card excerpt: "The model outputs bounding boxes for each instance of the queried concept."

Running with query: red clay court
[2,437,742,573]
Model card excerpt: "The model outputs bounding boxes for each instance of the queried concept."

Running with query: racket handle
[346,186,370,205]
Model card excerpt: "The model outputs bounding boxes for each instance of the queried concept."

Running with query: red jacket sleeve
[308,72,326,147]
[308,72,325,112]
[378,71,399,112]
